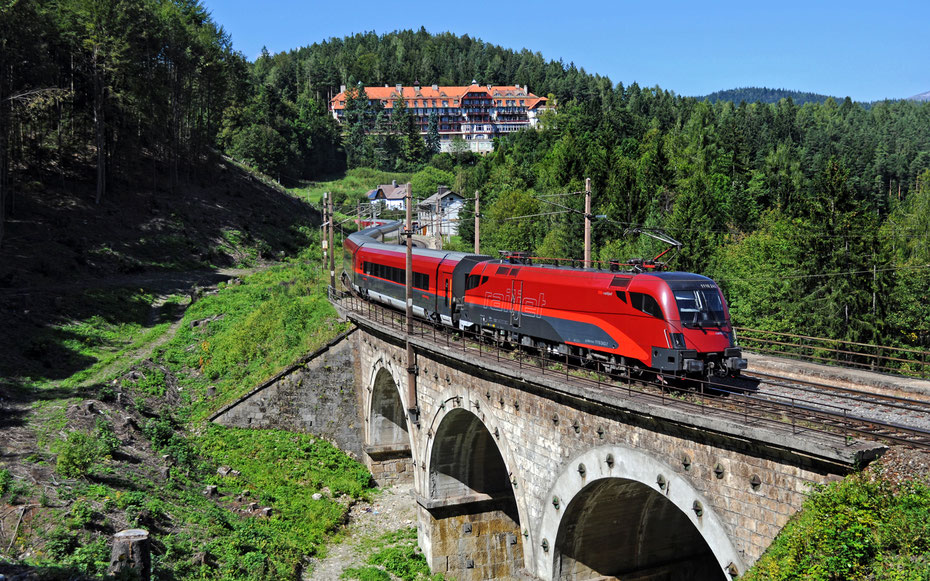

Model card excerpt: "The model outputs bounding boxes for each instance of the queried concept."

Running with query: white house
[366,181,410,210]
[417,186,465,237]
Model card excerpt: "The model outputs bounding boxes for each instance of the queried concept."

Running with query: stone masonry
[350,313,884,581]
[211,329,364,460]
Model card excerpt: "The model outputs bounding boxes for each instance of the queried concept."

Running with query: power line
[717,263,930,284]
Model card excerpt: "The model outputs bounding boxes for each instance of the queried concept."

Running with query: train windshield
[674,287,726,327]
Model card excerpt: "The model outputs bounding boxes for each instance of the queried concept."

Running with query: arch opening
[424,408,523,580]
[555,478,725,581]
[366,366,412,486]
[429,408,511,503]
[370,367,408,447]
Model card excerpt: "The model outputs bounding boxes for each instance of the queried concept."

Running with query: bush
[95,418,121,457]
[0,468,11,495]
[56,432,99,478]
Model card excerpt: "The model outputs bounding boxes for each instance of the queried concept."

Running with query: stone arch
[421,404,527,579]
[536,445,743,581]
[364,360,415,486]
[369,366,408,448]
[428,407,512,501]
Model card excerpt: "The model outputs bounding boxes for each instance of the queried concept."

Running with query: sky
[201,0,930,102]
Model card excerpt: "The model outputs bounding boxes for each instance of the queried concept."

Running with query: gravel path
[305,482,418,580]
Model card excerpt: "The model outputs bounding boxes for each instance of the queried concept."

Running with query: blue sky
[202,0,929,102]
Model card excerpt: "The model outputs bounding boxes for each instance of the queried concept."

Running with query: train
[342,221,747,380]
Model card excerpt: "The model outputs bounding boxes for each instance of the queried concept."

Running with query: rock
[247,502,258,511]
[229,469,240,477]
[312,493,323,501]
[203,485,218,497]
[217,466,231,477]
[260,507,273,517]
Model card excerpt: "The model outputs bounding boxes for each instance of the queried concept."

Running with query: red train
[343,222,746,380]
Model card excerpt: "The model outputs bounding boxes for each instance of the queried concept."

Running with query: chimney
[414,80,420,91]
[392,180,397,187]
[395,84,403,95]
[340,84,346,94]
[432,84,438,91]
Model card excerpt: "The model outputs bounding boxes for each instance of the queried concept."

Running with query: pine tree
[425,112,440,156]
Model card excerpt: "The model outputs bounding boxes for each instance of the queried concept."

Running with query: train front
[654,273,747,378]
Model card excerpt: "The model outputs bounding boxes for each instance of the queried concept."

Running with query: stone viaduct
[213,307,883,581]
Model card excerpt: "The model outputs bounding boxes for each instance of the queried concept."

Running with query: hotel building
[329,83,548,153]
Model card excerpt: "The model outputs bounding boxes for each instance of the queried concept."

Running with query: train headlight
[670,333,686,349]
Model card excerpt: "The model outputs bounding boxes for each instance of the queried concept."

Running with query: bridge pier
[417,495,524,580]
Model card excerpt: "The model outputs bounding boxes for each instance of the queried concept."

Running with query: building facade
[330,83,548,153]
[417,186,465,237]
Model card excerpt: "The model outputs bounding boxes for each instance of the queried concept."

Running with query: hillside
[909,90,930,102]
[700,86,837,105]
[0,156,318,391]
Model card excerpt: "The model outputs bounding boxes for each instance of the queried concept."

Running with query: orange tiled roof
[330,84,545,110]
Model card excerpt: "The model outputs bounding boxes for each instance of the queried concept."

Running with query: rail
[333,291,930,450]
[735,327,930,379]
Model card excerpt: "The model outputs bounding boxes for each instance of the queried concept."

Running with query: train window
[413,272,429,290]
[615,291,627,303]
[674,288,725,326]
[630,292,664,320]
[496,266,511,275]
[465,275,489,290]
[509,268,520,276]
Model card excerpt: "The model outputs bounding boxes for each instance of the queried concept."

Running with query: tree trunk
[108,529,151,580]
[93,46,106,205]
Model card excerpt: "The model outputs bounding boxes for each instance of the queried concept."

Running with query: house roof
[368,183,409,201]
[418,188,463,209]
[330,84,546,111]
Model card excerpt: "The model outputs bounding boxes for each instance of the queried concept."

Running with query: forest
[3,4,930,352]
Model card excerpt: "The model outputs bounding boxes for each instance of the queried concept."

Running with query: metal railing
[329,291,930,448]
[735,327,930,379]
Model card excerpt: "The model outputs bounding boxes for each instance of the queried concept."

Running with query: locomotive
[343,221,747,380]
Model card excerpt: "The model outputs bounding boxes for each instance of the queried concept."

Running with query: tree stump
[108,529,151,580]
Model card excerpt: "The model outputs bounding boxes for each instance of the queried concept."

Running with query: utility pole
[584,178,592,268]
[328,191,335,291]
[405,183,419,426]
[474,190,480,255]
[434,197,440,249]
[321,192,328,275]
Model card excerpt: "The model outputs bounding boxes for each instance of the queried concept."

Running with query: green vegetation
[156,248,348,419]
[5,12,930,580]
[341,528,443,581]
[745,471,930,580]
[10,288,183,392]
[296,168,413,206]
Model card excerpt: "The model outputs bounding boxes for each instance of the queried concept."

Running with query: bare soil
[305,482,417,580]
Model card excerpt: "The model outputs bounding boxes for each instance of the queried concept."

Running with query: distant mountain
[908,90,930,102]
[700,87,836,106]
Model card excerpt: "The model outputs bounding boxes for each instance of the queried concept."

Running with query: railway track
[336,293,930,450]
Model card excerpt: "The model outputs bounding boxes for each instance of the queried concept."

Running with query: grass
[11,289,185,392]
[4,218,382,579]
[290,168,412,205]
[341,528,443,581]
[154,246,349,421]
